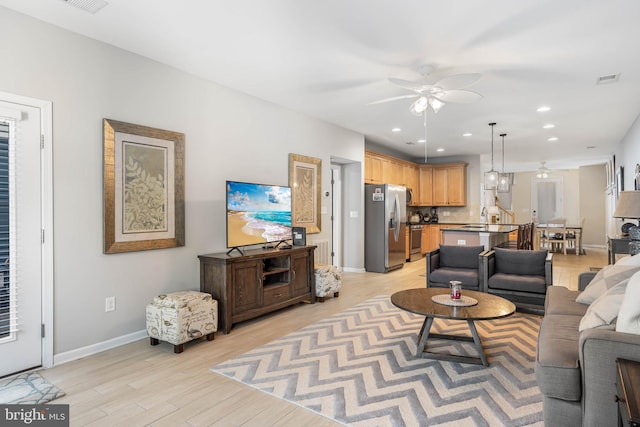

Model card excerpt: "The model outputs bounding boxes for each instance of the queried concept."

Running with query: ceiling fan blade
[434,89,483,103]
[432,73,482,91]
[367,94,418,105]
[388,77,432,92]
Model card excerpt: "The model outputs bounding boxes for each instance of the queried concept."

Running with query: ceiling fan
[369,65,483,163]
[369,65,483,115]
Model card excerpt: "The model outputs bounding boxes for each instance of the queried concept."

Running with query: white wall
[0,7,365,355]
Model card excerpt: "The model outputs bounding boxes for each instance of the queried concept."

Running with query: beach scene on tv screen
[227,182,292,247]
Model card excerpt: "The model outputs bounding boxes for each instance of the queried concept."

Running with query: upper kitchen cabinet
[432,163,467,206]
[364,151,383,184]
[418,166,433,206]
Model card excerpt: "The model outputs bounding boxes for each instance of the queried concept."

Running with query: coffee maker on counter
[429,207,438,223]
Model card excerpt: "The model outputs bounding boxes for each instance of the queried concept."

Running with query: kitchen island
[441,224,518,250]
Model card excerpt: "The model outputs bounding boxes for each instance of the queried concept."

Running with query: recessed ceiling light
[537,106,551,112]
[463,133,472,137]
[436,148,445,152]
[391,127,402,133]
[543,124,555,129]
[586,146,596,149]
[547,137,558,142]
[417,138,426,143]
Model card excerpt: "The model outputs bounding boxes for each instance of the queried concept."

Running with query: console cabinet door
[290,252,310,298]
[231,260,261,314]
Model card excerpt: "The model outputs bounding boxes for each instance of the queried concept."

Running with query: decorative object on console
[289,153,321,234]
[484,122,499,189]
[498,133,511,193]
[103,119,185,254]
[613,190,640,235]
[292,226,306,246]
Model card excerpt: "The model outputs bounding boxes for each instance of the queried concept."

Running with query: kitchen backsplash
[408,203,482,223]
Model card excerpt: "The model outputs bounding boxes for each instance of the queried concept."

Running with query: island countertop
[442,224,518,234]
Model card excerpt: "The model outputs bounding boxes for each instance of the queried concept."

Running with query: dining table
[535,223,584,255]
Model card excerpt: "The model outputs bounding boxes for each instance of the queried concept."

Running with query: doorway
[0,93,53,376]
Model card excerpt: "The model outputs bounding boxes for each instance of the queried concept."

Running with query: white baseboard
[343,267,366,273]
[53,329,147,366]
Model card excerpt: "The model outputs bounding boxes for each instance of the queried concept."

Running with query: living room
[1,2,640,425]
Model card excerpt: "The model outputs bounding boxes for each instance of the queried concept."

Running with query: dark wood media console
[198,245,316,334]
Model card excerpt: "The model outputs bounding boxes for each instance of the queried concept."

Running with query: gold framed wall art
[289,153,321,234]
[103,119,185,254]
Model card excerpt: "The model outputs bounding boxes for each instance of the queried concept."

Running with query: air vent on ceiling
[64,0,109,14]
[596,73,620,85]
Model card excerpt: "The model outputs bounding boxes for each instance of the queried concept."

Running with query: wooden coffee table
[390,288,516,366]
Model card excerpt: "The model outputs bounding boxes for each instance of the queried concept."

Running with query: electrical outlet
[105,296,116,312]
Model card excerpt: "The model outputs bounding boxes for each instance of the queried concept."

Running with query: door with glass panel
[0,101,42,376]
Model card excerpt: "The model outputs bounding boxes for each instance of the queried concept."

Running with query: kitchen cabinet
[365,151,466,207]
[432,163,467,206]
[418,166,433,206]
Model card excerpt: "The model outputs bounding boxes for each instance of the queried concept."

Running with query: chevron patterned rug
[211,295,543,426]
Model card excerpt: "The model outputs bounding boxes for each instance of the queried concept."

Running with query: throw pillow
[578,278,629,332]
[616,271,640,334]
[616,253,640,267]
[576,260,640,305]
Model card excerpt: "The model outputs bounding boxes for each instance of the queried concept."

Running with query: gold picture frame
[103,119,185,254]
[289,153,321,234]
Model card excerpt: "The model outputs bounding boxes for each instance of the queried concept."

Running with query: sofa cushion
[578,278,629,332]
[536,314,582,401]
[616,271,640,334]
[576,255,640,304]
[545,286,587,316]
[488,273,547,294]
[439,245,484,269]
[493,247,547,276]
[430,267,479,288]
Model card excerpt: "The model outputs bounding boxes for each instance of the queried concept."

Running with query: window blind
[0,120,13,338]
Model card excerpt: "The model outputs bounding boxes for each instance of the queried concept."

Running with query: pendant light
[484,122,499,190]
[536,161,551,179]
[498,133,511,192]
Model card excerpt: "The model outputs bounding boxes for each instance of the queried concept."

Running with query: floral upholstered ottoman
[314,265,342,302]
[146,291,218,353]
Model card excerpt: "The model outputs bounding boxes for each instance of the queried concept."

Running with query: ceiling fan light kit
[536,161,551,179]
[484,122,499,190]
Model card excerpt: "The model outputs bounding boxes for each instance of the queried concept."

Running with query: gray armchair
[426,245,487,291]
[482,247,553,313]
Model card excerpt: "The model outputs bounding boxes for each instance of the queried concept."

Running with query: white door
[0,100,43,376]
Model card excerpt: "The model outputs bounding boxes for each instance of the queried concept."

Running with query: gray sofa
[535,272,640,426]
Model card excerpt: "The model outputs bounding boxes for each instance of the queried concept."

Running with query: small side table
[609,236,630,264]
[616,358,640,427]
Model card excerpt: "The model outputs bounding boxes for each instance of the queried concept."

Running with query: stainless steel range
[409,224,422,261]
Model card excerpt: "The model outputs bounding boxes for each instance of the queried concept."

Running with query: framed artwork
[635,163,640,191]
[103,119,185,254]
[288,153,321,234]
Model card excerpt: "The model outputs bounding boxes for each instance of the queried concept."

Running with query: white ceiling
[3,0,640,171]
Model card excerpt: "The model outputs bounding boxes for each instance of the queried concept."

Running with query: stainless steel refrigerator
[365,184,407,273]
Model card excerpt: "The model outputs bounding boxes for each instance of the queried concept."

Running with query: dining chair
[545,219,568,255]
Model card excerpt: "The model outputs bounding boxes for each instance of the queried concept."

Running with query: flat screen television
[226,180,292,254]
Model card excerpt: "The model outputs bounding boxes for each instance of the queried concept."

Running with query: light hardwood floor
[41,247,608,426]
